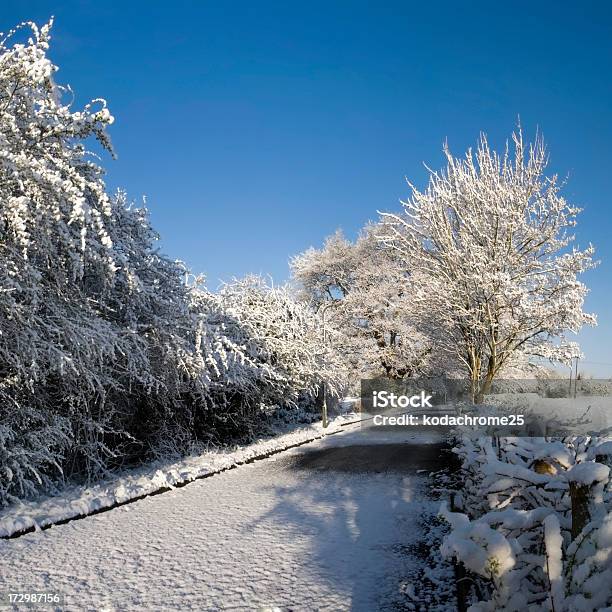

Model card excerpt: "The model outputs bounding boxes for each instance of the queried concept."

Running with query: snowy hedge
[0,22,345,507]
[441,434,612,611]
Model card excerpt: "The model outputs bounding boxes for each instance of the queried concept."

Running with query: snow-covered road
[0,426,451,611]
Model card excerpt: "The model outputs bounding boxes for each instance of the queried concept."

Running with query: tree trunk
[473,360,496,404]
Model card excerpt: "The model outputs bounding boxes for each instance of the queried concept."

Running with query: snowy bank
[440,434,612,611]
[0,414,359,539]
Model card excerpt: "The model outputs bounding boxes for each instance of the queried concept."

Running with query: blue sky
[3,1,612,375]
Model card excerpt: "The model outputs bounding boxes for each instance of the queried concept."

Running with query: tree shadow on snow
[244,442,447,611]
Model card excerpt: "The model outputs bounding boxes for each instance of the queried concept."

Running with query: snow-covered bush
[441,434,612,610]
[211,276,346,430]
[0,20,143,499]
[0,21,343,506]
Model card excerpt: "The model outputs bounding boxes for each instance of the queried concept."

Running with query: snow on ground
[0,424,453,611]
[0,414,358,539]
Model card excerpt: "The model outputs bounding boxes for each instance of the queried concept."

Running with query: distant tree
[380,130,596,402]
[291,227,433,381]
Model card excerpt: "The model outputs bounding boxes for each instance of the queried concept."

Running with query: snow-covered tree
[0,19,214,494]
[380,130,596,402]
[0,20,127,499]
[291,227,433,381]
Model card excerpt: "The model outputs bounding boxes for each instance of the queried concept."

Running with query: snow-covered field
[484,394,612,436]
[0,425,453,611]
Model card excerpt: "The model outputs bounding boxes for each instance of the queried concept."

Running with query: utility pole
[574,356,579,399]
[322,305,327,429]
[320,302,336,429]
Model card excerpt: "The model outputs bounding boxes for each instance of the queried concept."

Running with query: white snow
[0,425,450,611]
[544,513,564,610]
[566,461,610,486]
[0,415,359,539]
[444,432,612,610]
